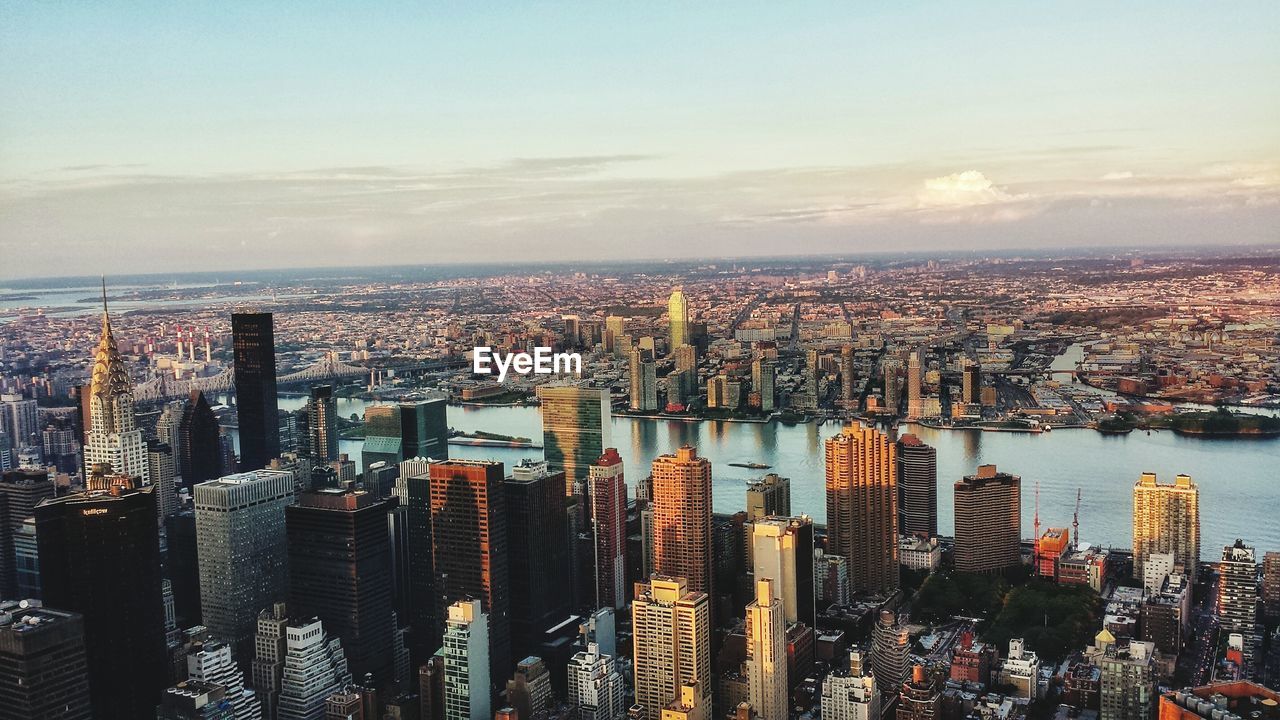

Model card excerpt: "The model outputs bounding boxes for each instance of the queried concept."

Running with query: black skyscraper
[232,312,279,471]
[286,489,395,687]
[35,485,167,720]
[897,434,938,539]
[405,470,436,662]
[306,385,338,463]
[502,460,572,661]
[179,390,222,487]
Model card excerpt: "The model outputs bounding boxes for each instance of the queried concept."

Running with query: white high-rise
[822,648,880,720]
[568,642,626,720]
[274,617,351,720]
[444,599,491,720]
[186,638,263,720]
[84,287,149,483]
[744,578,788,720]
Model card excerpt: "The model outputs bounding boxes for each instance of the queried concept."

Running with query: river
[246,396,1278,561]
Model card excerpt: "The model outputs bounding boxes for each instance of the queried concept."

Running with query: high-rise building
[287,489,395,686]
[896,435,936,539]
[184,637,263,720]
[673,344,698,405]
[825,423,899,595]
[306,385,338,463]
[503,459,571,660]
[568,642,626,720]
[443,599,490,720]
[605,315,627,357]
[630,348,659,412]
[194,470,294,661]
[231,312,280,472]
[589,448,628,611]
[1132,473,1200,581]
[840,345,857,408]
[506,656,553,720]
[403,466,437,661]
[270,614,352,720]
[429,459,510,688]
[751,517,815,627]
[953,465,1021,574]
[744,578,788,720]
[961,360,981,406]
[814,549,849,609]
[1099,640,1154,720]
[820,649,879,720]
[668,287,690,351]
[537,385,611,497]
[35,485,167,720]
[250,603,288,718]
[905,351,923,420]
[896,665,940,720]
[156,680,235,720]
[1217,541,1258,644]
[872,611,909,718]
[746,473,790,522]
[0,468,55,599]
[882,358,901,416]
[361,399,449,477]
[651,446,714,597]
[149,442,178,521]
[1263,551,1280,623]
[83,289,149,483]
[180,390,223,488]
[0,600,90,720]
[752,356,776,413]
[631,576,711,720]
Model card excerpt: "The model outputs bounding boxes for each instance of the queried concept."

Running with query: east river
[261,396,1278,561]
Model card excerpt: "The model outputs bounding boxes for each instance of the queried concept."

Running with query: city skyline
[3,2,1278,277]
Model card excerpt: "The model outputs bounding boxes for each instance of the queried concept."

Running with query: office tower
[568,642,626,720]
[35,485,167,720]
[429,459,510,687]
[840,345,856,408]
[251,603,288,718]
[306,386,338,463]
[746,473,791,523]
[185,637,263,720]
[589,448,628,610]
[443,599,490,720]
[815,549,850,608]
[751,517,816,627]
[503,460,571,659]
[1132,473,1200,581]
[167,510,202,627]
[0,468,55,598]
[744,578,788,720]
[195,470,294,661]
[156,399,185,462]
[403,468,436,661]
[631,576,711,720]
[905,351,923,420]
[820,649,879,720]
[157,681,234,720]
[180,390,223,487]
[896,665,940,720]
[825,423,899,595]
[83,289,149,483]
[0,600,90,720]
[231,312,279,472]
[273,616,353,720]
[1263,551,1280,623]
[287,489,395,686]
[605,315,627,356]
[12,518,39,600]
[953,465,1021,574]
[0,394,39,455]
[961,360,981,405]
[150,442,178,521]
[896,435,937,539]
[630,348,659,412]
[41,421,82,476]
[506,656,553,720]
[751,356,776,412]
[1217,541,1258,639]
[668,287,690,351]
[536,385,611,497]
[1099,640,1155,720]
[651,446,713,597]
[872,611,909,717]
[362,399,449,477]
[882,358,901,416]
[673,344,698,404]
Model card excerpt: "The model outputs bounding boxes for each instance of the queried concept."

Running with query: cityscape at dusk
[2,3,1279,720]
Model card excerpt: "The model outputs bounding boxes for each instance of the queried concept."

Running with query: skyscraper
[651,446,714,597]
[589,448,628,611]
[503,459,571,660]
[429,459,511,689]
[961,360,981,406]
[362,398,449,476]
[231,312,280,472]
[1217,541,1258,647]
[905,351,923,420]
[751,516,816,627]
[896,435,937,539]
[35,485,167,720]
[83,287,149,483]
[825,423,899,596]
[537,385,611,497]
[287,489,395,686]
[567,642,626,720]
[0,468,54,599]
[184,637,263,720]
[744,578,788,720]
[751,356,777,412]
[149,442,178,521]
[668,287,690,351]
[443,599,490,720]
[631,576,711,720]
[1263,551,1280,623]
[194,470,294,661]
[1099,641,1155,720]
[0,600,91,720]
[404,467,437,661]
[629,348,658,412]
[673,344,698,405]
[872,611,909,718]
[840,345,857,408]
[177,390,223,487]
[1132,473,1200,580]
[270,615,352,720]
[305,385,338,463]
[953,465,1021,574]
[746,473,791,522]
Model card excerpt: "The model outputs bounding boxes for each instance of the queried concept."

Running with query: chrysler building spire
[84,279,149,483]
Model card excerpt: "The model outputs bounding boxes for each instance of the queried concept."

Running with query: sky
[1,1,1278,279]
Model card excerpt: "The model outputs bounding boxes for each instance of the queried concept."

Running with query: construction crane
[1073,488,1082,550]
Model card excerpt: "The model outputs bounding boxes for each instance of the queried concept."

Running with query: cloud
[917,170,1024,207]
[1101,171,1134,181]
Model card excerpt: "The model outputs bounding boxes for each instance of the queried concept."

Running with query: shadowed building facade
[825,423,899,596]
[231,312,279,472]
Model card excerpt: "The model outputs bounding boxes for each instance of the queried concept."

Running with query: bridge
[134,367,236,403]
[276,354,369,386]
